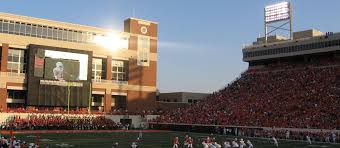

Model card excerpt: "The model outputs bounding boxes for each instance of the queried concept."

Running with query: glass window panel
[58,29,63,40]
[77,31,82,42]
[13,56,19,62]
[14,23,20,34]
[118,73,124,80]
[7,49,26,74]
[62,30,67,41]
[3,21,8,32]
[7,63,12,70]
[67,30,72,41]
[23,64,27,73]
[0,20,3,32]
[87,33,93,43]
[8,22,15,34]
[112,66,117,71]
[82,32,87,43]
[42,26,47,38]
[47,27,53,38]
[31,25,37,37]
[52,28,58,39]
[20,64,24,72]
[91,71,95,79]
[37,25,42,37]
[72,31,77,42]
[118,67,123,72]
[96,71,102,77]
[112,73,117,80]
[19,24,25,35]
[92,58,103,80]
[25,24,32,35]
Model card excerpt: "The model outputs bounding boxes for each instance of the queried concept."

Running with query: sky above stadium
[2,0,340,93]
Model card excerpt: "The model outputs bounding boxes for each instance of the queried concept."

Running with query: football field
[3,130,339,148]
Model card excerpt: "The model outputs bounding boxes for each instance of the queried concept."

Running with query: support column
[104,89,112,113]
[106,56,112,80]
[0,88,7,111]
[1,43,9,72]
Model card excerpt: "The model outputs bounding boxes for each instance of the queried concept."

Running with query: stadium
[0,1,339,148]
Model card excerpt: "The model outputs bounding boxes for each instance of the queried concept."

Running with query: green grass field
[5,131,340,148]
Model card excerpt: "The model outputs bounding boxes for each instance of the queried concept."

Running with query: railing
[148,122,340,133]
[92,79,128,85]
[0,72,26,77]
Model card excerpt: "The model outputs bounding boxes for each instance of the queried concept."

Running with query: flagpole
[88,83,92,114]
[67,82,70,114]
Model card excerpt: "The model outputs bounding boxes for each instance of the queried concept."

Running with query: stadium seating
[153,59,339,130]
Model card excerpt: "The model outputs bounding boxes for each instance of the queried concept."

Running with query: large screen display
[44,50,88,80]
[44,58,80,81]
[27,45,92,107]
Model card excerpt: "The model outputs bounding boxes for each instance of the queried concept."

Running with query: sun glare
[93,33,128,51]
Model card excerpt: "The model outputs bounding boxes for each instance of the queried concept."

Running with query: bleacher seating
[153,59,339,130]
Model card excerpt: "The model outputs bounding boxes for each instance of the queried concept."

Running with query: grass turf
[3,131,339,148]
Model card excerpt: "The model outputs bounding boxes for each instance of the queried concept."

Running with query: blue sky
[1,0,340,93]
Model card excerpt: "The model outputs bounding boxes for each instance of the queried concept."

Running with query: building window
[36,25,42,37]
[7,90,26,100]
[81,32,87,43]
[19,23,25,35]
[62,29,67,41]
[52,28,58,39]
[0,20,3,32]
[67,30,72,41]
[42,26,47,38]
[112,95,127,110]
[92,94,104,104]
[14,22,20,35]
[137,36,150,66]
[31,25,37,37]
[2,20,9,33]
[25,24,32,36]
[111,60,127,81]
[47,27,53,38]
[92,58,103,80]
[8,21,15,34]
[72,31,77,42]
[0,19,128,46]
[7,49,26,74]
[57,28,63,40]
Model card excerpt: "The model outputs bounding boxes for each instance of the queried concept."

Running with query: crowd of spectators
[2,107,157,116]
[1,114,123,130]
[153,60,339,130]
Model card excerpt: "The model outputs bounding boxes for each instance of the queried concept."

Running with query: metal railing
[0,72,26,77]
[92,79,128,85]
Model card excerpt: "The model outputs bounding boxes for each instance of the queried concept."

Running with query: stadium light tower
[264,1,293,43]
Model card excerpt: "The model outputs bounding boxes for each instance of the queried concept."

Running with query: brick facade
[0,43,8,72]
[0,88,7,111]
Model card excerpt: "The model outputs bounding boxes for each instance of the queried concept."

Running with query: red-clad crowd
[153,60,339,130]
[1,114,123,130]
